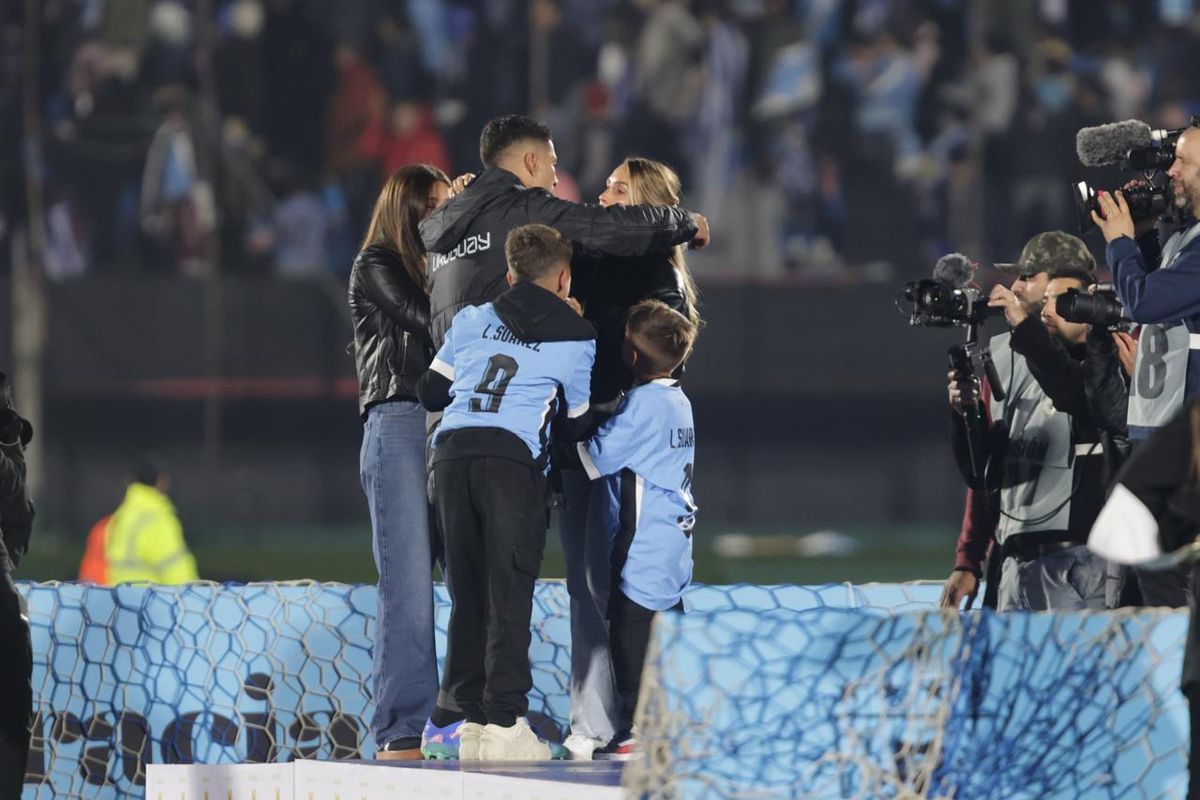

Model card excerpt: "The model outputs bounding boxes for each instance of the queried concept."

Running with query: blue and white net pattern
[626,607,1188,800]
[15,580,1188,799]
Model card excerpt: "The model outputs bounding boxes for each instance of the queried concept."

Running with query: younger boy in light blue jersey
[575,299,697,760]
[416,224,596,761]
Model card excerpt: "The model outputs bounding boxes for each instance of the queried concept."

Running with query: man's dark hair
[132,452,166,487]
[626,300,697,377]
[1049,266,1094,287]
[479,115,552,168]
[505,224,573,282]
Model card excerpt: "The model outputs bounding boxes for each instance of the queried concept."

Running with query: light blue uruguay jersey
[430,302,595,467]
[578,378,697,611]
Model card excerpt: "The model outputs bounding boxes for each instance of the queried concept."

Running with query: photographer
[1092,124,1200,607]
[940,232,1121,612]
[0,374,33,798]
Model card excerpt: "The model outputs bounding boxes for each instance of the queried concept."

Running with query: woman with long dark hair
[349,164,450,760]
[560,156,702,759]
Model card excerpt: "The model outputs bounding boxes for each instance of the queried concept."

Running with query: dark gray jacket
[418,167,699,348]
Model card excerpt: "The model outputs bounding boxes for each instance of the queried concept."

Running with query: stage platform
[146,758,625,799]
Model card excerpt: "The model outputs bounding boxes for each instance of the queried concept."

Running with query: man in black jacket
[0,373,33,798]
[419,114,708,348]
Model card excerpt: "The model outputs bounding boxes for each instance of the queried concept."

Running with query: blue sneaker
[421,718,485,760]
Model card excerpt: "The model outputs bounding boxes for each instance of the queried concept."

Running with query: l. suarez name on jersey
[428,233,492,273]
[481,323,542,351]
[669,427,695,449]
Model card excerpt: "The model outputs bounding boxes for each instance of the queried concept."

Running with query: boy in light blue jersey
[575,300,697,760]
[416,224,595,761]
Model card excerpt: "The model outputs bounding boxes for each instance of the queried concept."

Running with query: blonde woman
[560,157,702,759]
[349,164,449,760]
[587,157,701,401]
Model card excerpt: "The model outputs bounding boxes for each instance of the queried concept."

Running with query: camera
[902,280,989,328]
[899,254,1006,484]
[1123,123,1188,171]
[1072,116,1200,234]
[1126,146,1178,171]
[1055,284,1132,332]
[1074,181,1171,234]
[0,372,32,447]
[898,253,1006,404]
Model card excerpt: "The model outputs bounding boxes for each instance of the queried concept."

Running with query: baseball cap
[994,230,1096,278]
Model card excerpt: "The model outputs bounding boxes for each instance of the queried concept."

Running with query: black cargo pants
[433,456,548,729]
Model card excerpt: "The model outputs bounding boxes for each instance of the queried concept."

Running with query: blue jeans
[360,400,441,745]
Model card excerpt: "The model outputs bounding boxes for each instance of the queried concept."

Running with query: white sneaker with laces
[563,733,603,760]
[459,722,485,760]
[478,718,565,760]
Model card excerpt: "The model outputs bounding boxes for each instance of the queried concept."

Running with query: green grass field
[16,520,957,586]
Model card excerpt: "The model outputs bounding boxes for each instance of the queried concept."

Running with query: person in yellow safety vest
[104,456,198,584]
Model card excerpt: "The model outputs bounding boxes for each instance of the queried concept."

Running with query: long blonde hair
[360,164,450,292]
[623,157,701,325]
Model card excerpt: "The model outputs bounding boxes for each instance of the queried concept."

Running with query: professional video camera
[1071,181,1170,233]
[1072,117,1200,233]
[902,278,989,329]
[1055,284,1132,333]
[901,253,990,329]
[900,254,1005,484]
[1076,119,1196,172]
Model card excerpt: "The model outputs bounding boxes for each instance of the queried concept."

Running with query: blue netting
[625,608,1189,800]
[15,581,1188,799]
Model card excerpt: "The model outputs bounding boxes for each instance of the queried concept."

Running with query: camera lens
[1126,147,1176,171]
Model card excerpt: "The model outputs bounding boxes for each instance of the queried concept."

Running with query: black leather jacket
[349,244,434,417]
[418,167,699,348]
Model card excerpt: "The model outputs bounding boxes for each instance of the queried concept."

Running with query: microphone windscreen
[932,252,975,288]
[1076,120,1153,167]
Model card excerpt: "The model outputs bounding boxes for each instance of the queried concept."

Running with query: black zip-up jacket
[416,281,597,467]
[349,244,434,418]
[418,167,699,348]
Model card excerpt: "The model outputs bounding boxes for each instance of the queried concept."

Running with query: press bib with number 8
[1128,324,1188,430]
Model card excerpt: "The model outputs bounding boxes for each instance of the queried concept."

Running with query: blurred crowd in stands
[2,0,1200,281]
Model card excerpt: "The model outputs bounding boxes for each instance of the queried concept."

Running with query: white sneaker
[563,733,602,760]
[459,722,485,760]
[478,718,567,760]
